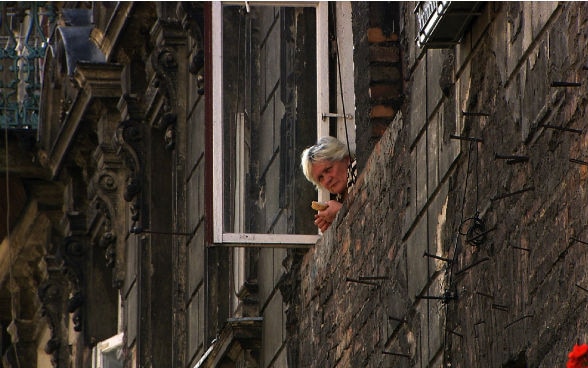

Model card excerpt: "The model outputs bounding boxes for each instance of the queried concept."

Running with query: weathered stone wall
[298,2,588,367]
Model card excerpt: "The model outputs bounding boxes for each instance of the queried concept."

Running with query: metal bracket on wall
[130,226,192,236]
[491,187,534,201]
[494,153,529,165]
[345,276,387,287]
[551,81,581,87]
[322,112,354,121]
[540,124,583,134]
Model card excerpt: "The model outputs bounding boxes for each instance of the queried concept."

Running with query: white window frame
[92,333,124,368]
[212,1,355,247]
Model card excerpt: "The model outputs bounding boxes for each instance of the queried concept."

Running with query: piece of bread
[311,201,329,211]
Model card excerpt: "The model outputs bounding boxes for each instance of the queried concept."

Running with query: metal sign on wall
[415,1,483,49]
[0,2,56,130]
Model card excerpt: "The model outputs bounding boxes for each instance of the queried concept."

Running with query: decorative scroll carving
[113,119,145,232]
[93,197,119,276]
[114,120,142,173]
[59,236,86,332]
[89,167,121,286]
[151,46,179,150]
[179,3,205,75]
[38,267,65,367]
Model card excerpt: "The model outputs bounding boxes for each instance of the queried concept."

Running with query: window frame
[211,1,354,247]
[91,333,124,368]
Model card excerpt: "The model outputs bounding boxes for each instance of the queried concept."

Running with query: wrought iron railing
[0,2,56,130]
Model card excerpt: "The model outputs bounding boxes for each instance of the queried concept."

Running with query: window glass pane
[222,5,317,237]
[102,348,123,368]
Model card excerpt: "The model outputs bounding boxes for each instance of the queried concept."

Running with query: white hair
[300,136,351,189]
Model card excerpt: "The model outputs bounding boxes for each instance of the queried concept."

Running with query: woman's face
[310,158,349,194]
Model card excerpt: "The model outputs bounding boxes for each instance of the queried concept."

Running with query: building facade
[0,1,585,368]
[297,1,588,368]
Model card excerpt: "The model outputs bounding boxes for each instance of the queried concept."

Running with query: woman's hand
[314,200,342,232]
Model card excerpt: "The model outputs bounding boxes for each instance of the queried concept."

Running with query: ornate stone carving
[60,236,86,332]
[89,166,125,288]
[151,46,179,150]
[179,2,204,75]
[113,119,145,232]
[38,270,65,367]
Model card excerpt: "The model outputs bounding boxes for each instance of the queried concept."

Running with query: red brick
[367,27,399,43]
[369,84,401,100]
[369,45,400,63]
[370,65,402,83]
[370,105,395,119]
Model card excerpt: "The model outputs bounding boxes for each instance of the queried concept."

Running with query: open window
[92,333,123,368]
[210,2,355,248]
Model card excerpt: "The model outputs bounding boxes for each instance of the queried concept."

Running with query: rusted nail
[388,316,407,323]
[446,328,463,338]
[423,251,453,264]
[551,81,581,87]
[540,124,583,134]
[570,158,588,166]
[450,134,483,143]
[415,290,457,303]
[571,237,588,246]
[511,245,531,252]
[461,110,490,117]
[504,314,534,329]
[382,351,410,358]
[359,276,388,281]
[491,187,534,201]
[455,257,489,275]
[491,303,509,312]
[494,153,529,164]
[475,291,494,299]
[346,277,380,287]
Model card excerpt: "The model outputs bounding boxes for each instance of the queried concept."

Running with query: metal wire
[3,4,21,366]
[4,56,21,368]
[331,3,356,178]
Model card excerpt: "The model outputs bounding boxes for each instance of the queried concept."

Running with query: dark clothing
[336,159,357,202]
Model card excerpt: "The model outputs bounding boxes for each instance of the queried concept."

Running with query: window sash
[92,333,124,368]
[211,1,353,247]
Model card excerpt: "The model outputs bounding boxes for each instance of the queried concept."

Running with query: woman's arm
[314,200,343,232]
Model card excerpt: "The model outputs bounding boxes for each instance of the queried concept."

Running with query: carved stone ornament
[60,236,86,332]
[98,172,118,192]
[151,46,179,150]
[38,277,64,366]
[114,119,143,175]
[113,119,145,233]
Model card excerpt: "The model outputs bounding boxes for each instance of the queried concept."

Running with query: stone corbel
[148,45,179,150]
[88,166,125,289]
[38,261,66,367]
[38,282,60,362]
[113,119,145,232]
[59,236,86,332]
[179,2,205,96]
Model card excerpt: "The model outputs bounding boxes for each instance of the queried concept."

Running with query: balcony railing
[0,2,56,130]
[415,1,483,49]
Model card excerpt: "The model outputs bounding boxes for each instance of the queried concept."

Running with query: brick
[370,65,402,83]
[370,105,395,119]
[367,27,400,43]
[369,83,402,100]
[369,45,400,63]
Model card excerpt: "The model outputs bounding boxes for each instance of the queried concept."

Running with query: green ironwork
[0,2,56,130]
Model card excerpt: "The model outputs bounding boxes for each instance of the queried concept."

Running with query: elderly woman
[301,136,357,232]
